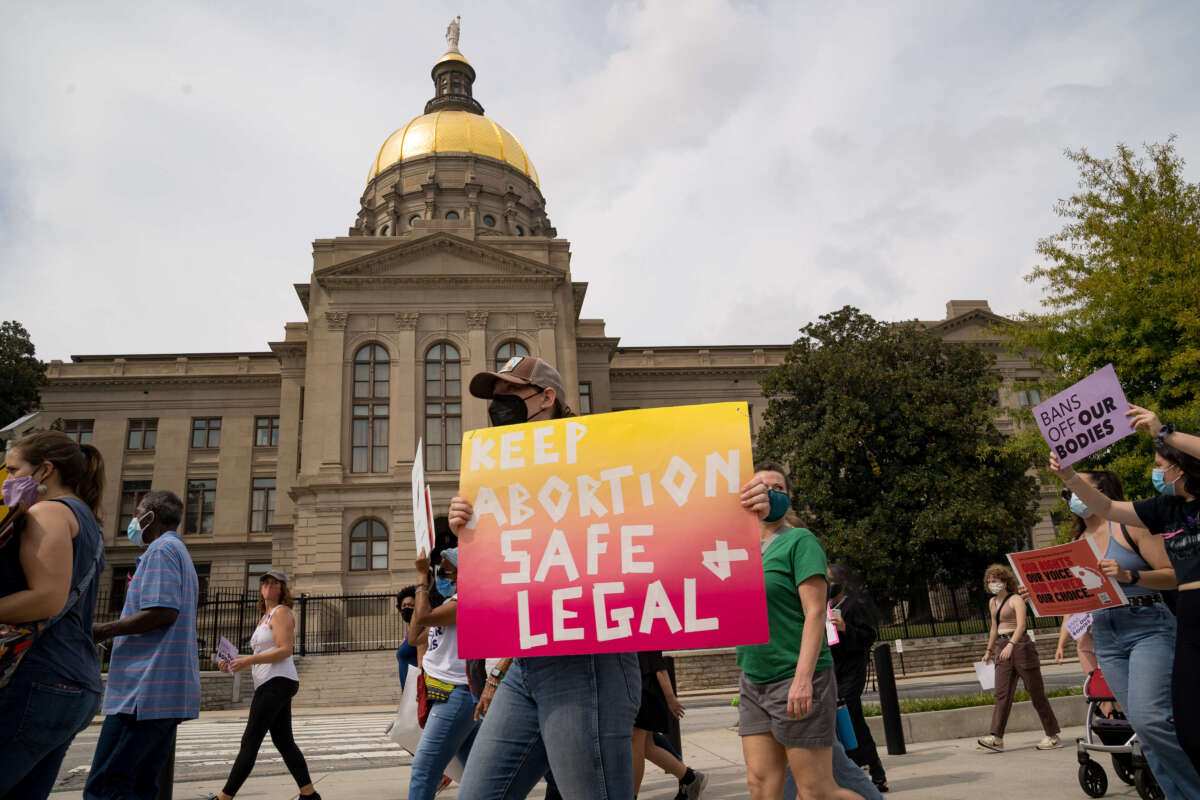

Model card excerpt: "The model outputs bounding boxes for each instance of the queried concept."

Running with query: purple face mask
[2,475,41,509]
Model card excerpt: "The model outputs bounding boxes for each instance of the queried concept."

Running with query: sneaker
[1036,735,1063,750]
[977,735,1004,751]
[679,770,709,799]
[434,774,454,795]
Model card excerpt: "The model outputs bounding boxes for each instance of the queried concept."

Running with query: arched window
[424,343,461,471]
[514,225,524,236]
[445,210,460,221]
[482,214,496,227]
[409,215,421,227]
[495,341,530,371]
[351,344,389,473]
[379,224,390,236]
[349,518,388,571]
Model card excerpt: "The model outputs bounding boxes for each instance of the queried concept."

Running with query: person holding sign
[1051,470,1198,796]
[408,548,480,800]
[828,564,888,793]
[452,356,642,800]
[735,463,862,800]
[976,564,1061,752]
[208,571,319,800]
[1053,407,1200,780]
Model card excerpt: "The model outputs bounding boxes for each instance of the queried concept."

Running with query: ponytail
[11,430,106,521]
[77,443,106,520]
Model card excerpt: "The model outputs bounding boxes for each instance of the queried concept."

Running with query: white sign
[217,636,238,664]
[412,442,433,556]
[1066,612,1094,641]
[974,660,996,691]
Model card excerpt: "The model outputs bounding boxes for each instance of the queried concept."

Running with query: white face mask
[987,582,1004,595]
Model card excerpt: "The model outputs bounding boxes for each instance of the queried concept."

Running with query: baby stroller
[1076,669,1163,800]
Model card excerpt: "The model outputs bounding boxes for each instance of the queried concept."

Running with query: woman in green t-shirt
[736,462,864,800]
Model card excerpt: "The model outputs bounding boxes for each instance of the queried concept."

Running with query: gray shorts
[737,667,837,748]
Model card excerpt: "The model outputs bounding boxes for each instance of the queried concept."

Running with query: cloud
[1,0,1198,361]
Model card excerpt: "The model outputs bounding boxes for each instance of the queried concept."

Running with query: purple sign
[1032,364,1133,467]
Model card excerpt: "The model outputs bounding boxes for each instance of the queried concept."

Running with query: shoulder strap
[40,500,103,633]
[1118,524,1143,560]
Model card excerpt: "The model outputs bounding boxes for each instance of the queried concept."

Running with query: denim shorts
[738,667,837,748]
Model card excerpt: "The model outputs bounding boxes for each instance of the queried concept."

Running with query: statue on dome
[445,16,461,52]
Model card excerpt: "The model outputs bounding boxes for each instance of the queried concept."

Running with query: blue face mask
[435,576,456,597]
[1068,493,1092,519]
[764,490,791,523]
[1152,468,1177,496]
[126,517,145,547]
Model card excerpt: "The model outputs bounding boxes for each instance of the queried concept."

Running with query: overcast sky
[2,1,1197,361]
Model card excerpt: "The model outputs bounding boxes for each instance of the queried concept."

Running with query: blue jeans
[458,653,641,800]
[1092,603,1200,800]
[83,714,182,800]
[397,639,419,689]
[408,684,479,800]
[782,738,883,800]
[0,664,99,800]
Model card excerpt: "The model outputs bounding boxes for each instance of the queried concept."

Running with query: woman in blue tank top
[0,431,107,800]
[1054,467,1200,799]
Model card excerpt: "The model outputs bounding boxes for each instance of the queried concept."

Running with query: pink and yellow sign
[456,402,769,658]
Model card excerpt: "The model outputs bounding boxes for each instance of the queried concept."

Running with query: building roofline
[69,351,276,363]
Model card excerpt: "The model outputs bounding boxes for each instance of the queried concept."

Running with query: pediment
[314,233,563,285]
[930,308,1014,342]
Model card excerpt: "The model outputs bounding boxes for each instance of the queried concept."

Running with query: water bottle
[836,699,858,751]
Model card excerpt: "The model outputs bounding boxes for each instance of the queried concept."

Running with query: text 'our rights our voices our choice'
[456,403,769,658]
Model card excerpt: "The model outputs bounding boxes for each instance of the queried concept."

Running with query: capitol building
[7,28,1054,602]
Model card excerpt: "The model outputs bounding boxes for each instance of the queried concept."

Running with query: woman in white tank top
[208,571,319,800]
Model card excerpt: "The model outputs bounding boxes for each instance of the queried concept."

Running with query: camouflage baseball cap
[468,355,566,403]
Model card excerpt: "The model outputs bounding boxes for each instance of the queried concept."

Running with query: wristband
[415,585,430,593]
[1129,569,1141,585]
[1157,422,1176,445]
[486,677,501,688]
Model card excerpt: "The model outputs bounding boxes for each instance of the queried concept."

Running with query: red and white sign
[1008,539,1128,617]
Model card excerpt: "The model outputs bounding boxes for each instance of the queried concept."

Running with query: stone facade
[6,46,1053,603]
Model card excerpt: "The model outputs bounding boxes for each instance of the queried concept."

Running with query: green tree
[1008,139,1200,502]
[0,321,46,427]
[757,307,1040,609]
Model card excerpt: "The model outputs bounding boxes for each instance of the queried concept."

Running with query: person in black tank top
[0,431,106,800]
[1052,406,1200,794]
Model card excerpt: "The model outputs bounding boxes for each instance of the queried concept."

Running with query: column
[465,311,490,433]
[311,310,348,478]
[391,312,420,470]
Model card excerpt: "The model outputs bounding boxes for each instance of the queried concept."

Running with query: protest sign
[1032,364,1134,467]
[217,636,238,664]
[412,442,433,556]
[826,603,840,646]
[456,402,768,658]
[1008,538,1128,617]
[974,660,996,691]
[1065,612,1093,641]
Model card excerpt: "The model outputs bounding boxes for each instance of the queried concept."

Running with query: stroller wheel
[1111,754,1136,786]
[1079,760,1108,798]
[1135,767,1164,800]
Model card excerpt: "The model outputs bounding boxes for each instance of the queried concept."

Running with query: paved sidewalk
[52,720,1135,799]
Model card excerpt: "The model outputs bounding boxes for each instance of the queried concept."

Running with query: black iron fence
[92,581,1061,666]
[95,587,408,663]
[877,582,1062,641]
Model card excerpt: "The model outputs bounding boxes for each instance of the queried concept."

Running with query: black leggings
[1173,591,1200,774]
[223,677,312,796]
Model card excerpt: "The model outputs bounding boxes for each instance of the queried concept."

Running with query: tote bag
[385,665,465,782]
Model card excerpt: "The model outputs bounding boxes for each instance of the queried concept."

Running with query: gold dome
[368,110,539,187]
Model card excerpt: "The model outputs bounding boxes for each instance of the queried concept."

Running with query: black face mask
[400,607,414,623]
[488,393,533,427]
